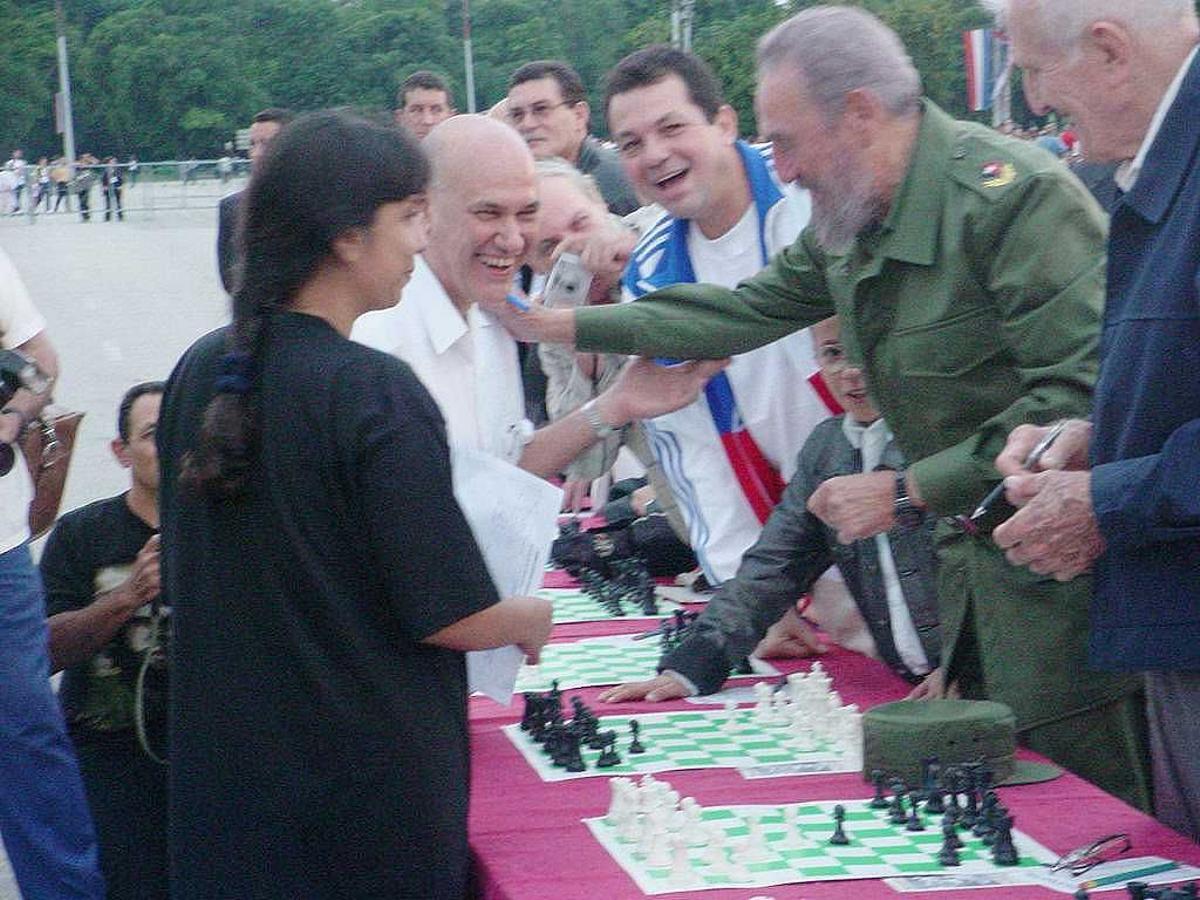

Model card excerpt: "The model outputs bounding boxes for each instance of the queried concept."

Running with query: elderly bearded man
[987,0,1200,838]
[490,5,1150,809]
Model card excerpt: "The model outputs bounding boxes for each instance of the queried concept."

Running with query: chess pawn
[905,794,926,832]
[828,804,850,845]
[668,834,695,884]
[937,823,962,866]
[628,719,646,754]
[646,831,671,868]
[869,770,889,809]
[722,699,740,734]
[701,825,727,868]
[940,813,964,850]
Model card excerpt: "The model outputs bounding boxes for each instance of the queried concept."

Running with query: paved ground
[0,188,236,897]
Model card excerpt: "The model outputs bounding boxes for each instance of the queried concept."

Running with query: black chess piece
[596,731,622,768]
[973,792,998,841]
[1073,889,1090,900]
[733,656,754,675]
[564,731,586,773]
[888,782,908,825]
[990,813,1019,866]
[627,720,646,754]
[869,769,889,809]
[905,794,925,831]
[919,756,938,798]
[924,764,946,815]
[961,769,980,828]
[1180,883,1199,900]
[940,813,964,850]
[828,804,850,845]
[937,822,962,866]
[1125,882,1149,900]
[943,768,963,825]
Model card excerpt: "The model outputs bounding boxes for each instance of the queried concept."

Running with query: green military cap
[863,699,1062,786]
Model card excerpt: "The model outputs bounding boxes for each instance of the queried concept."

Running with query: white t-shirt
[0,249,45,553]
[634,197,829,583]
[351,256,532,464]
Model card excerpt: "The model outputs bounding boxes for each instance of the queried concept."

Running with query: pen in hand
[968,420,1069,523]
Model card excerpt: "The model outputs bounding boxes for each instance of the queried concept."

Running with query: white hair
[982,0,1197,48]
[756,6,922,120]
[534,157,604,207]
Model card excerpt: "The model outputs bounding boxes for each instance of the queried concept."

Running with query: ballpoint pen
[962,419,1070,526]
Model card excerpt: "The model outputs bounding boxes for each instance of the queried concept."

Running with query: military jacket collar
[1122,48,1200,225]
[870,99,957,267]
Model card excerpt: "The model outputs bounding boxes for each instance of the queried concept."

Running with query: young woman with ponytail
[156,111,552,899]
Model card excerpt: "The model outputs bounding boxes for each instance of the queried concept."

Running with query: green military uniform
[574,101,1149,810]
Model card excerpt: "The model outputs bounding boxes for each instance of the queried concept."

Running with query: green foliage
[7,0,1197,159]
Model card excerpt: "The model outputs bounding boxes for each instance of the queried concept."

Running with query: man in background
[216,107,294,293]
[394,70,456,140]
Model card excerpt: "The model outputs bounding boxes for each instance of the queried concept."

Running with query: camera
[0,349,53,476]
[542,252,594,308]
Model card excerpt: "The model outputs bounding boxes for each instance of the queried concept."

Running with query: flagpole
[54,0,77,166]
[462,0,477,113]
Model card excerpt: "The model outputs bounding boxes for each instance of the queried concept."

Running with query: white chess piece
[737,816,774,863]
[701,825,728,871]
[646,831,671,868]
[722,699,740,734]
[667,834,696,884]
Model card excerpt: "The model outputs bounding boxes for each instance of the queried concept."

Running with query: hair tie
[216,353,255,395]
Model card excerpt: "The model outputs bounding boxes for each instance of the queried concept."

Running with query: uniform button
[952,147,967,160]
[899,568,916,577]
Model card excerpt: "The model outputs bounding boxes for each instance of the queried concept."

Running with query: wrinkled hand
[630,485,656,517]
[906,667,958,701]
[480,292,575,345]
[0,412,22,445]
[598,673,691,703]
[561,480,590,514]
[995,419,1091,477]
[807,471,896,544]
[555,222,636,285]
[123,534,162,609]
[516,596,555,665]
[598,357,729,426]
[753,607,827,660]
[992,470,1104,581]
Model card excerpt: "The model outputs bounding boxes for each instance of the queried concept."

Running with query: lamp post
[54,0,77,166]
[462,0,477,113]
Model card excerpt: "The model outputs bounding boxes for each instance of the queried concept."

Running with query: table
[468,584,1200,899]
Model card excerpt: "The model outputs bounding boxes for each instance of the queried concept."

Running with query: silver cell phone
[542,252,594,308]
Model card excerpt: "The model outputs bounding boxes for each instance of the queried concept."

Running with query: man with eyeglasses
[601,316,943,703]
[506,60,639,215]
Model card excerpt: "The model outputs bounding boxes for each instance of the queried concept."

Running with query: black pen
[969,420,1069,522]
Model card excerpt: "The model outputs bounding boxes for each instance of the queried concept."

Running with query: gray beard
[808,167,881,255]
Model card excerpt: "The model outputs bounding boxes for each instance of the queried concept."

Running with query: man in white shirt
[0,248,105,899]
[353,115,723,478]
[593,46,840,588]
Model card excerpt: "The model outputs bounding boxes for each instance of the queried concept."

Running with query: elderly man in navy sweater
[987,0,1200,839]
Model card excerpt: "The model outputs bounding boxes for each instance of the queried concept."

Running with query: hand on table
[598,673,691,703]
[906,667,958,701]
[753,607,827,659]
[515,597,554,665]
[995,419,1092,476]
[561,480,590,514]
[992,469,1104,581]
[807,471,896,544]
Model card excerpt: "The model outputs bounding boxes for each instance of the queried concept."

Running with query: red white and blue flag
[964,28,996,112]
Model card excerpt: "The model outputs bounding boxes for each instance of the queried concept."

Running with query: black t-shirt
[40,494,163,745]
[158,312,500,900]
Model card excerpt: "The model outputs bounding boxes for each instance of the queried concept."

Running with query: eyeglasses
[507,101,575,125]
[817,343,851,374]
[1050,833,1132,875]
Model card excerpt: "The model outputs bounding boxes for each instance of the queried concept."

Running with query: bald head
[425,114,534,192]
[421,115,540,311]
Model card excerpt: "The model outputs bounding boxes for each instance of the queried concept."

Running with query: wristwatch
[893,470,924,530]
[581,399,617,439]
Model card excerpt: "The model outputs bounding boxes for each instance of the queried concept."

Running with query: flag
[963,28,995,112]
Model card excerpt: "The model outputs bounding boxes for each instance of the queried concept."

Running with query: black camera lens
[0,443,13,477]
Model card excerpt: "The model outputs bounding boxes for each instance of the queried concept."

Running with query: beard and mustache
[805,147,886,255]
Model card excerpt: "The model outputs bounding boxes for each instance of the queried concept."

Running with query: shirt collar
[841,414,891,449]
[1115,45,1199,193]
[413,256,491,356]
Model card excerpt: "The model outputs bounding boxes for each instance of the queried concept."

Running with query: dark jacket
[1089,51,1200,672]
[576,136,639,217]
[660,415,940,693]
[216,191,241,295]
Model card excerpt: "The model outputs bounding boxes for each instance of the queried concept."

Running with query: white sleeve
[0,250,46,349]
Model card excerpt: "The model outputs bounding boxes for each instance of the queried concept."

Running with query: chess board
[514,634,779,692]
[504,707,859,782]
[539,588,679,625]
[585,797,1057,895]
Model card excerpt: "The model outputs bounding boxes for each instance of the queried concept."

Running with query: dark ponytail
[181,109,430,500]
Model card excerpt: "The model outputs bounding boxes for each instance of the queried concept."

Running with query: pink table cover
[469,605,1200,899]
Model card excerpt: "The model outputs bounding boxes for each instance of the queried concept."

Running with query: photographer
[0,247,104,899]
[42,382,167,900]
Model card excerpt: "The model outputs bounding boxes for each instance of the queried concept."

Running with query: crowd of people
[3,151,133,222]
[0,1,1197,898]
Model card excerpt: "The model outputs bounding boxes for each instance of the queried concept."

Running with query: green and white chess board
[514,634,778,692]
[504,707,859,782]
[539,588,680,625]
[585,797,1057,895]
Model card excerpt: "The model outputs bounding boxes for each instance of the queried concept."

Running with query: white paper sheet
[451,446,563,704]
